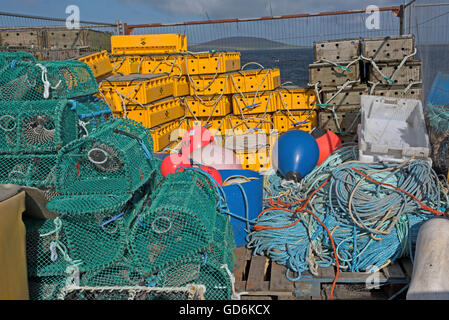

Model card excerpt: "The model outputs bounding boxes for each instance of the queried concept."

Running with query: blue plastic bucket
[219,169,263,246]
[427,72,449,106]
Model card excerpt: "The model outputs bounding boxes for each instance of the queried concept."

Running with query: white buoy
[407,217,449,300]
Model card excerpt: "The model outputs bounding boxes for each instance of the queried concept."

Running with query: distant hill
[189,36,304,51]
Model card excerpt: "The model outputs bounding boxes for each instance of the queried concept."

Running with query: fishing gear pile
[0,51,236,300]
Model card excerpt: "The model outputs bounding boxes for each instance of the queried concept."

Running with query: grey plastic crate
[358,95,431,164]
[309,61,360,87]
[371,83,422,101]
[362,35,415,62]
[368,60,421,86]
[314,38,361,62]
[322,84,370,106]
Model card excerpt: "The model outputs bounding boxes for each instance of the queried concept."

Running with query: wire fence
[125,8,402,49]
[0,11,121,60]
[406,2,449,102]
[1,2,448,103]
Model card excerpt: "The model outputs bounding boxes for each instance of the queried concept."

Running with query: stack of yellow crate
[86,33,318,172]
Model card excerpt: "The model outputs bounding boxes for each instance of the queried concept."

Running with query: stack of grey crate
[309,35,422,143]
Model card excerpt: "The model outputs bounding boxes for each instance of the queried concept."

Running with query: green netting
[0,153,58,188]
[155,258,233,300]
[128,170,221,273]
[0,100,79,154]
[71,96,113,136]
[24,218,71,277]
[0,51,37,64]
[209,213,236,269]
[28,275,67,300]
[0,59,98,101]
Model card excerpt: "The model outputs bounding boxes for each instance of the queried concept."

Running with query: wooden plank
[233,246,251,292]
[383,262,406,279]
[337,271,388,283]
[269,262,294,292]
[241,295,273,300]
[245,255,269,292]
[318,266,335,279]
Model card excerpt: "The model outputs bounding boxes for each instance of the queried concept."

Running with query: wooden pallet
[233,246,413,300]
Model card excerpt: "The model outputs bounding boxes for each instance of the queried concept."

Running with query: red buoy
[311,128,342,166]
[160,153,191,177]
[198,165,223,186]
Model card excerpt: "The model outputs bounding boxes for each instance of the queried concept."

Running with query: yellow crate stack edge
[99,33,321,162]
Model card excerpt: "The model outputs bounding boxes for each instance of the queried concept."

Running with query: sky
[1,0,405,24]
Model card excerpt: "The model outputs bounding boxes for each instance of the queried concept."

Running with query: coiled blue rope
[248,145,449,279]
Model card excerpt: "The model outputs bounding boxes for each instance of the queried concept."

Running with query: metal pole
[403,0,407,35]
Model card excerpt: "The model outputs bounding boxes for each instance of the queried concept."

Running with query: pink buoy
[181,126,214,156]
[190,142,242,170]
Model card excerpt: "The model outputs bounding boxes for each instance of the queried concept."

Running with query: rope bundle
[247,145,449,299]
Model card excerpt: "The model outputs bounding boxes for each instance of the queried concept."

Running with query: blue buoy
[272,130,319,182]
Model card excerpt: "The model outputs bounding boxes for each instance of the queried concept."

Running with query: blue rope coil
[248,145,449,279]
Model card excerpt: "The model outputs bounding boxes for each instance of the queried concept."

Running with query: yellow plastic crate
[77,50,112,79]
[232,90,278,115]
[272,110,317,132]
[234,147,272,172]
[149,120,181,152]
[138,54,186,75]
[181,116,231,136]
[229,68,281,94]
[182,94,232,118]
[99,73,174,112]
[188,68,281,96]
[110,56,140,75]
[137,51,241,76]
[277,86,317,111]
[111,34,187,55]
[173,76,190,97]
[227,114,273,135]
[124,97,185,129]
[184,51,241,75]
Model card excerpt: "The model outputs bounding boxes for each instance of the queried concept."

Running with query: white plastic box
[358,95,431,164]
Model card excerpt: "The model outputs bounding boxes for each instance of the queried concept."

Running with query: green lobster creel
[46,118,156,215]
[128,170,221,274]
[25,213,127,276]
[0,100,79,154]
[0,59,98,101]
